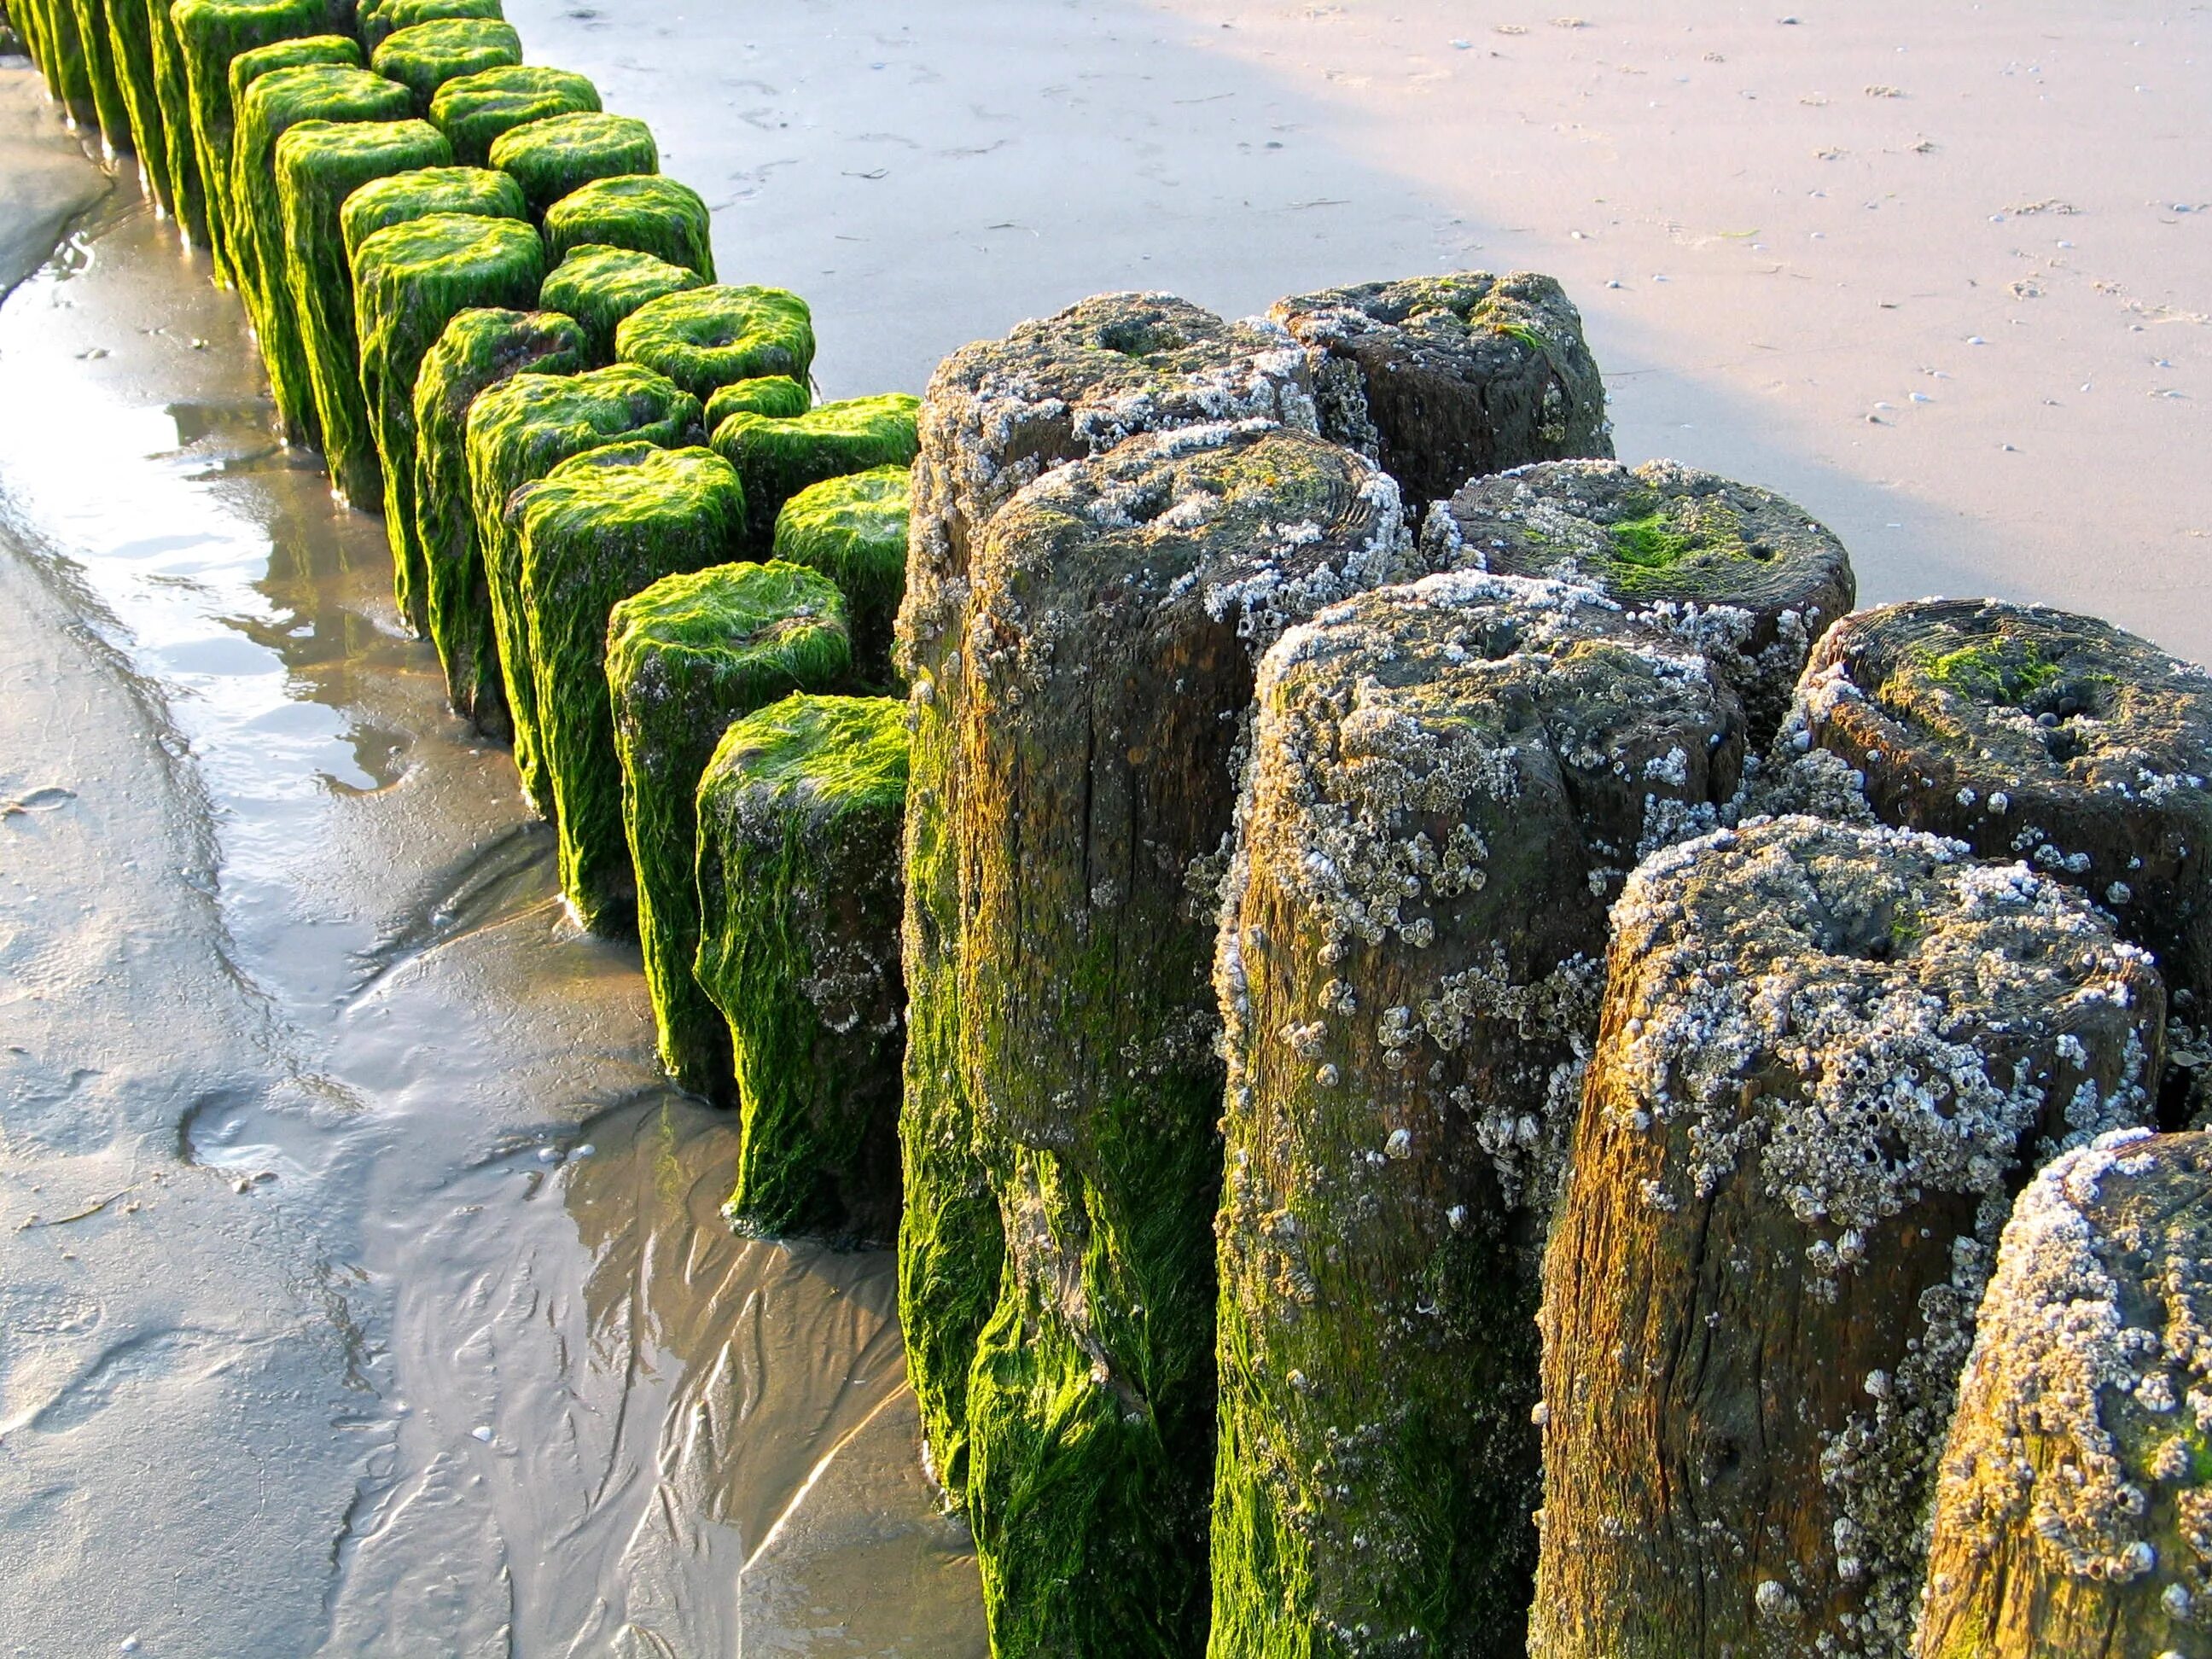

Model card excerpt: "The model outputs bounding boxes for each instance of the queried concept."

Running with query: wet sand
[0,2,2204,1653]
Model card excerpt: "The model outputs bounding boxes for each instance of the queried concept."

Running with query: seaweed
[707,392,917,548]
[537,242,703,363]
[368,15,519,117]
[769,463,908,686]
[427,61,597,166]
[487,108,657,218]
[614,282,813,403]
[541,172,713,280]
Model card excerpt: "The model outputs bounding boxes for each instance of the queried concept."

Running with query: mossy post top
[1428,457,1854,613]
[341,164,525,260]
[417,306,593,414]
[275,116,452,194]
[700,691,911,835]
[708,392,917,467]
[352,208,543,299]
[616,284,815,401]
[704,375,811,426]
[225,31,358,108]
[465,360,702,482]
[608,560,851,712]
[538,242,705,359]
[772,463,909,584]
[542,172,714,280]
[370,16,523,115]
[488,108,658,215]
[428,62,598,166]
[359,0,504,51]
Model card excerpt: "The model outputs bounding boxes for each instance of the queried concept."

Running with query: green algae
[358,0,500,53]
[703,374,810,425]
[231,61,408,446]
[428,62,597,166]
[694,692,909,1238]
[538,242,703,364]
[410,306,590,732]
[338,162,524,262]
[614,283,813,404]
[464,363,701,813]
[64,0,131,152]
[99,0,172,213]
[354,212,544,626]
[1917,637,2066,706]
[30,0,96,123]
[369,16,518,117]
[708,393,918,549]
[606,562,851,1100]
[541,172,714,280]
[275,117,452,502]
[144,0,209,241]
[172,0,324,284]
[487,108,657,218]
[770,463,908,687]
[511,442,748,930]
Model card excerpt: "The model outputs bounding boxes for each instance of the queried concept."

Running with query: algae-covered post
[1427,458,1855,747]
[369,16,520,117]
[353,211,544,625]
[541,172,715,282]
[337,161,525,263]
[64,0,131,154]
[1212,570,1748,1658]
[707,392,917,549]
[171,0,325,284]
[771,463,909,687]
[538,242,704,364]
[463,363,700,814]
[702,375,811,425]
[608,561,851,1101]
[1532,815,2163,1659]
[427,61,597,166]
[144,0,210,241]
[696,693,910,1240]
[357,0,503,54]
[410,306,588,731]
[894,289,1316,1511]
[955,423,1413,1652]
[614,283,816,404]
[1789,599,2212,1121]
[1272,271,1611,519]
[510,441,748,931]
[230,56,405,446]
[1918,1127,2212,1657]
[487,108,656,218]
[275,117,454,504]
[101,0,173,215]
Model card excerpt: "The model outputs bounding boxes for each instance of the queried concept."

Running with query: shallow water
[0,83,982,1659]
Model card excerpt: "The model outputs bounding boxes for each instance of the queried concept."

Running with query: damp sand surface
[0,2,2206,1653]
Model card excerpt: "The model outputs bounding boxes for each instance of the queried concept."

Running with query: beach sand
[0,3,2203,1652]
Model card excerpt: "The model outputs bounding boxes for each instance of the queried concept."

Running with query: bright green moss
[64,0,131,152]
[358,0,500,53]
[231,61,407,446]
[771,463,908,686]
[428,62,597,166]
[709,393,917,550]
[541,172,713,280]
[538,242,703,364]
[703,375,810,426]
[338,162,524,262]
[354,212,544,627]
[410,306,588,731]
[513,443,748,931]
[171,0,323,284]
[464,363,701,813]
[488,108,657,218]
[1596,496,1752,592]
[369,16,518,117]
[615,283,814,404]
[695,692,909,1238]
[606,562,851,1100]
[144,0,209,240]
[99,0,173,215]
[1918,637,2064,706]
[275,117,452,504]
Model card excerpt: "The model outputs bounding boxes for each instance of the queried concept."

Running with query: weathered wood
[1427,457,1855,744]
[1790,599,2212,1123]
[1534,815,2164,1658]
[957,422,1415,1654]
[1212,570,1748,1659]
[894,289,1318,1511]
[695,693,909,1241]
[1918,1127,2212,1657]
[1271,271,1610,520]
